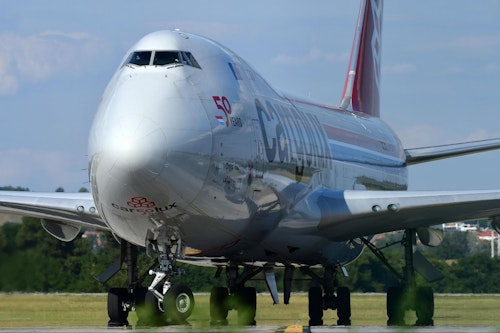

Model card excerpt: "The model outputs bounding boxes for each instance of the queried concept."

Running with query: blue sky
[0,1,499,192]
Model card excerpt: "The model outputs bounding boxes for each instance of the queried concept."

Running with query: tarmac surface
[2,326,500,333]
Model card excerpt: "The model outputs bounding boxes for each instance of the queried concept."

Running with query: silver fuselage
[88,31,407,267]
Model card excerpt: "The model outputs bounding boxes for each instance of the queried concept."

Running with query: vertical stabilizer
[340,0,383,117]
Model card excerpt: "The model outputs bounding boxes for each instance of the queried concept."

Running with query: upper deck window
[125,50,201,69]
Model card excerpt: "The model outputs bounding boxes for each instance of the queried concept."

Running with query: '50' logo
[213,96,232,127]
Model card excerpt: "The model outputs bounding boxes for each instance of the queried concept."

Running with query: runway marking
[284,323,304,333]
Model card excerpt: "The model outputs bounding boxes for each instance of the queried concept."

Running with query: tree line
[1,216,500,293]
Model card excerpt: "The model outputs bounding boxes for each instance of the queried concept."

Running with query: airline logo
[111,197,177,215]
[255,98,332,169]
[127,197,156,208]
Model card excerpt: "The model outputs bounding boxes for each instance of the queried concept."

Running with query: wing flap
[0,191,108,230]
[316,189,500,241]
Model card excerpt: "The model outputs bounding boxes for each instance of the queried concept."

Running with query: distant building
[442,222,478,232]
[82,230,104,249]
[476,230,499,241]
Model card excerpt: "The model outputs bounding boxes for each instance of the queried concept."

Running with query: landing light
[387,203,400,212]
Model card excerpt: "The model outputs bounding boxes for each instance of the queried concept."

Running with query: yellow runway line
[284,323,303,333]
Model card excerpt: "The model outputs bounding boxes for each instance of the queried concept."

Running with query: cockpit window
[127,51,151,66]
[180,52,201,69]
[153,51,181,66]
[125,50,201,69]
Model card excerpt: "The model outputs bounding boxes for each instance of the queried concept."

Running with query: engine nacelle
[417,227,444,247]
[41,219,81,242]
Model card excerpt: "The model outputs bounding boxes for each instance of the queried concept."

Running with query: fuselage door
[251,119,265,183]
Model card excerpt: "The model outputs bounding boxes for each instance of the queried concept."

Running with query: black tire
[336,286,351,326]
[236,287,257,326]
[164,285,195,324]
[132,287,147,325]
[107,288,129,327]
[136,289,164,327]
[415,286,434,326]
[308,286,323,326]
[387,286,405,326]
[210,287,229,326]
[134,287,148,307]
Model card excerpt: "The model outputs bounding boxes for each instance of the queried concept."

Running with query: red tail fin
[340,0,383,117]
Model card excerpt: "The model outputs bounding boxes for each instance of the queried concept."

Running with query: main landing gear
[301,266,351,326]
[209,264,260,326]
[97,238,195,327]
[362,228,440,326]
[207,263,351,327]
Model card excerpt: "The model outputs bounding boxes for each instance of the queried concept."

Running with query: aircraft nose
[109,115,169,181]
[90,72,213,208]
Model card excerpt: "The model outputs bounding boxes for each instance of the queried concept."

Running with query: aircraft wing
[315,189,500,241]
[0,191,108,240]
[405,138,500,165]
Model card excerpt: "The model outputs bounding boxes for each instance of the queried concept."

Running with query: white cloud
[448,36,500,51]
[412,35,500,53]
[485,63,500,74]
[0,31,106,94]
[0,55,18,94]
[149,21,241,40]
[39,30,92,40]
[397,124,500,149]
[383,63,416,75]
[273,47,349,65]
[466,129,500,142]
[0,149,87,191]
[397,124,454,149]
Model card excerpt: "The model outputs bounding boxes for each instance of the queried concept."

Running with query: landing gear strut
[362,229,435,326]
[301,265,351,326]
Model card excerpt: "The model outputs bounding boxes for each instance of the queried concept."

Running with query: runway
[1,326,500,333]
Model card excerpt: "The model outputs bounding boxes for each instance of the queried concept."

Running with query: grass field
[0,293,499,328]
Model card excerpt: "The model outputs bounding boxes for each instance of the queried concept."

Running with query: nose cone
[107,115,169,181]
[90,70,212,208]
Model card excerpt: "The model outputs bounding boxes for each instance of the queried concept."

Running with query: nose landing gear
[139,239,195,326]
[100,238,195,327]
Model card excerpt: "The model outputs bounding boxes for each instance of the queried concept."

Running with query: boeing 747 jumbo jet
[2,0,500,327]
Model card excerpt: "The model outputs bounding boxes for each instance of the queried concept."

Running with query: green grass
[0,293,499,328]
